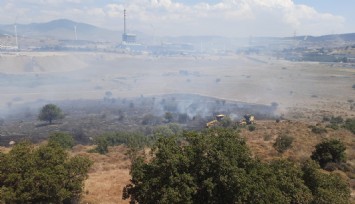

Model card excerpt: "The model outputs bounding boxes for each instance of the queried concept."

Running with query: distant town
[1,10,355,64]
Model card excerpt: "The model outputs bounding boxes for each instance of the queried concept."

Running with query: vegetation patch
[344,118,355,134]
[123,128,350,203]
[310,125,327,134]
[273,134,294,154]
[0,141,92,203]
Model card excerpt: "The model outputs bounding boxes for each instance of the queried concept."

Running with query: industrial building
[122,9,136,44]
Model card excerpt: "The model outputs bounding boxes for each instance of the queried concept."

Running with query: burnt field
[0,93,278,146]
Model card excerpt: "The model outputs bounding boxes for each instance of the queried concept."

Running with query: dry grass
[0,146,11,153]
[242,120,319,162]
[70,145,131,204]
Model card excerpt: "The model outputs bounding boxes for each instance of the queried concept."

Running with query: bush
[344,118,355,134]
[0,142,92,203]
[326,123,339,130]
[178,113,189,123]
[142,114,161,125]
[273,134,294,153]
[311,139,346,168]
[311,126,327,134]
[220,116,233,128]
[48,132,75,149]
[164,112,173,123]
[329,116,344,125]
[93,136,109,154]
[91,132,151,154]
[248,125,256,131]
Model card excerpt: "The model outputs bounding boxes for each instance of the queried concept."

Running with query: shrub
[311,139,346,168]
[220,116,233,128]
[91,132,151,154]
[326,123,339,130]
[344,118,355,134]
[311,126,327,134]
[164,112,173,123]
[93,136,109,154]
[48,132,75,149]
[248,125,256,131]
[273,134,294,153]
[178,113,189,123]
[329,116,344,125]
[142,114,161,125]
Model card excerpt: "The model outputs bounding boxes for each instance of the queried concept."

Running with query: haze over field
[0,1,354,120]
[0,52,354,121]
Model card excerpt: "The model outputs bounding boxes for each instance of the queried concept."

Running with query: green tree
[273,134,294,153]
[269,160,313,203]
[124,128,341,204]
[0,141,92,203]
[94,136,109,154]
[48,132,75,149]
[302,160,350,204]
[311,139,346,168]
[38,104,64,124]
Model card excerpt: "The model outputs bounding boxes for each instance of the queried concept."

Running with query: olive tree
[38,104,64,124]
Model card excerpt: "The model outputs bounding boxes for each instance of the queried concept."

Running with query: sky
[0,0,354,37]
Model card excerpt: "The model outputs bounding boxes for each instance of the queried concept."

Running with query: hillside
[3,119,353,204]
[0,19,120,42]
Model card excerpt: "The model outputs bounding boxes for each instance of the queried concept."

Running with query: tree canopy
[38,104,64,124]
[0,141,92,203]
[123,128,350,204]
[311,138,347,168]
[48,132,75,149]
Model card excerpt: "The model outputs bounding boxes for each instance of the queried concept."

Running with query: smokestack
[124,9,127,34]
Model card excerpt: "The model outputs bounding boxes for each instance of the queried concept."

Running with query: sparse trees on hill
[38,104,64,124]
[0,141,92,203]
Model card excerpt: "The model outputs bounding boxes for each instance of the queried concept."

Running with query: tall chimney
[124,9,127,34]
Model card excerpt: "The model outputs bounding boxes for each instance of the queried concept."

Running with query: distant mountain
[0,19,121,42]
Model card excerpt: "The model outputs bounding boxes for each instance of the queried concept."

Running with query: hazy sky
[0,0,354,37]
